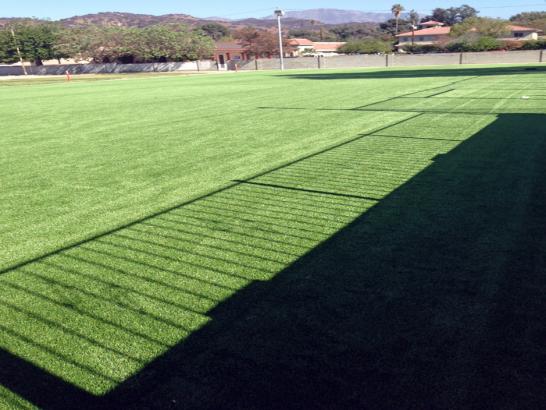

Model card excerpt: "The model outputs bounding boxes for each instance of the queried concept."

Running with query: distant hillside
[0,17,38,26]
[277,9,395,24]
[1,11,385,30]
[60,12,201,28]
[54,12,316,30]
[234,17,320,29]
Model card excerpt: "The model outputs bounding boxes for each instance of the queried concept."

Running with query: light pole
[10,28,28,76]
[274,9,285,71]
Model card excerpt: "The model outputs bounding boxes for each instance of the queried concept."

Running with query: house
[215,39,346,65]
[396,22,543,48]
[504,25,543,40]
[214,42,251,70]
[214,40,291,69]
[287,38,315,56]
[312,42,346,56]
[287,39,346,57]
[396,26,451,47]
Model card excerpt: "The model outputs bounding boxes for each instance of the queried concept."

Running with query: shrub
[402,44,446,54]
[446,36,501,52]
[520,40,546,50]
[501,40,524,51]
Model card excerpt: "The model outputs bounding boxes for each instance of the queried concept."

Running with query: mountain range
[273,9,395,24]
[0,9,396,29]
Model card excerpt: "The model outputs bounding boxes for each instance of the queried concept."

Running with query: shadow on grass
[1,113,546,409]
[283,65,546,80]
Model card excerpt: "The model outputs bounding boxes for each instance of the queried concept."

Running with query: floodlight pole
[10,28,28,76]
[275,9,285,71]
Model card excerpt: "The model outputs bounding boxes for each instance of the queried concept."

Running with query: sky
[1,0,545,20]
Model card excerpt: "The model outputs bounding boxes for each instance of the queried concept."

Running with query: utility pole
[10,28,28,76]
[274,9,285,71]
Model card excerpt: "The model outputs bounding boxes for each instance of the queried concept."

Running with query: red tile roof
[508,24,542,33]
[398,24,542,37]
[215,42,244,51]
[313,42,346,51]
[396,26,451,37]
[288,38,314,46]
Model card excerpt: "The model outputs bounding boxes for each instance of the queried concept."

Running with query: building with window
[396,22,543,49]
[287,38,315,56]
[213,42,251,70]
[215,39,347,67]
[287,39,346,57]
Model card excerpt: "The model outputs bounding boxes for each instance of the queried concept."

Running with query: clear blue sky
[2,0,545,20]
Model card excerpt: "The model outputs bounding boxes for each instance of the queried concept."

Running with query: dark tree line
[0,22,218,64]
[424,5,479,25]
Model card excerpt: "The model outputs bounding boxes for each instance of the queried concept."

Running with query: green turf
[1,64,546,408]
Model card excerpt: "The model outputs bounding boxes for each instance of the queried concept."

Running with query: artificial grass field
[1,65,546,408]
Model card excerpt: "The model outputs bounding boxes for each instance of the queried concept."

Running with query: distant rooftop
[288,38,315,46]
[397,24,543,37]
[420,20,445,27]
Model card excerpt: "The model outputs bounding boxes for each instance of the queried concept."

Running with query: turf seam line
[232,181,381,201]
[259,77,482,114]
[426,89,455,98]
[353,76,478,109]
[372,134,465,142]
[355,109,499,115]
[243,113,424,182]
[0,113,422,277]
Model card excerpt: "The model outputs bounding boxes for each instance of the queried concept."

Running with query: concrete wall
[391,52,462,66]
[0,60,216,76]
[2,50,544,76]
[263,57,318,70]
[238,50,544,71]
[461,50,542,65]
[239,55,387,71]
[322,55,387,69]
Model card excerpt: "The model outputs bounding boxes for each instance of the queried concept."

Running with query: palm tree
[309,19,324,41]
[391,4,405,35]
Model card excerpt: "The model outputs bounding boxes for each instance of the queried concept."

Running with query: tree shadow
[1,113,546,409]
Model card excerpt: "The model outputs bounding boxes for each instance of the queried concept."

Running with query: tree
[200,23,230,41]
[409,10,420,26]
[391,4,405,34]
[289,28,332,42]
[54,27,92,62]
[451,17,510,38]
[380,18,412,36]
[0,28,18,64]
[10,22,63,65]
[510,11,546,33]
[234,27,288,58]
[233,27,260,56]
[510,11,546,22]
[427,5,478,25]
[54,24,214,63]
[329,23,378,40]
[458,5,479,22]
[75,26,134,63]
